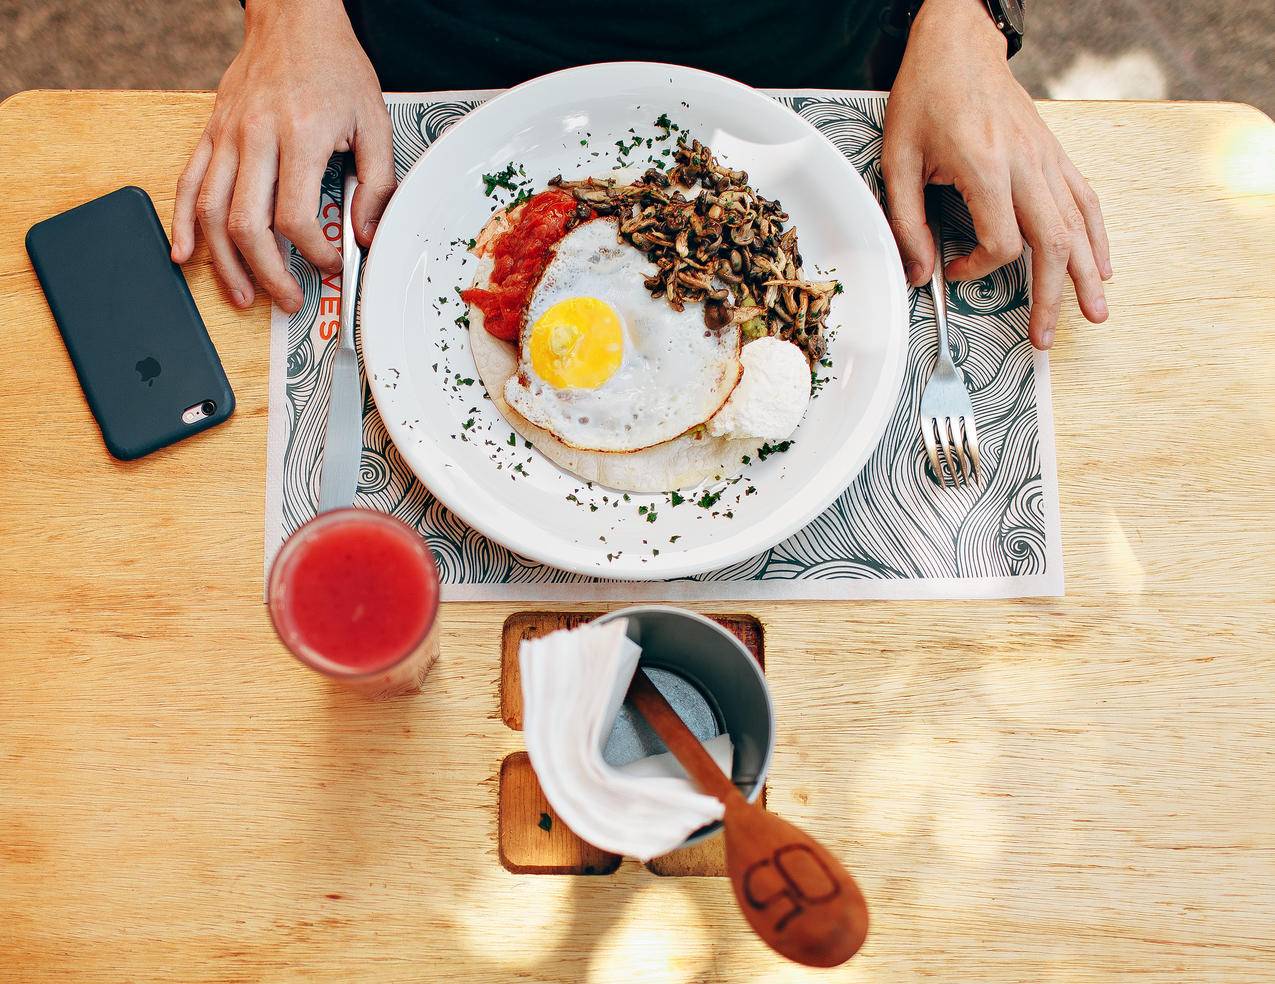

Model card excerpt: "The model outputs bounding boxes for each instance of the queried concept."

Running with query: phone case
[25,186,235,460]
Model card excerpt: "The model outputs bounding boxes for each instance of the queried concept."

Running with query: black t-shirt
[343,1,905,91]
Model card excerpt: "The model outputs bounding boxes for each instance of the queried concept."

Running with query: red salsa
[461,189,584,343]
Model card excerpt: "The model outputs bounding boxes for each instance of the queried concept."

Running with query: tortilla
[465,254,754,493]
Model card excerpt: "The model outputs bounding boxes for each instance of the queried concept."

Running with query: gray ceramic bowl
[596,605,774,847]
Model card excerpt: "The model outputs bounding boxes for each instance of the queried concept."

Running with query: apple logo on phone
[135,356,162,387]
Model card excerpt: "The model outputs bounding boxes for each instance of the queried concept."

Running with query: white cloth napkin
[520,618,731,861]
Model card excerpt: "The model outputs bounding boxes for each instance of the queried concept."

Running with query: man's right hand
[171,0,395,313]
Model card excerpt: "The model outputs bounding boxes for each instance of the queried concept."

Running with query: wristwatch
[983,0,1025,57]
[894,0,1026,58]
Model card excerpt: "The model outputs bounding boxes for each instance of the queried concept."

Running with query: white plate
[361,63,908,580]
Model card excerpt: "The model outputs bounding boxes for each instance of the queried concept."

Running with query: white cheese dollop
[708,336,811,441]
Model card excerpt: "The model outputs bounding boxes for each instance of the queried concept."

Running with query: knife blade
[317,159,364,513]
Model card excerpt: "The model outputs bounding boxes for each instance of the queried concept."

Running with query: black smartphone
[26,186,235,460]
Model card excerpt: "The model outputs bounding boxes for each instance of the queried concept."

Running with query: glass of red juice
[268,509,440,697]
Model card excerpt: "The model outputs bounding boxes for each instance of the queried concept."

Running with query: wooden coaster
[497,611,765,877]
[498,752,622,875]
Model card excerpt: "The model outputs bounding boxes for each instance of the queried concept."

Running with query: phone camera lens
[201,401,216,417]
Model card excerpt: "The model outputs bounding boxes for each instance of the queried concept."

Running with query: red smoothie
[269,510,439,694]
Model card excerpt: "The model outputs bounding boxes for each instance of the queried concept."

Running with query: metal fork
[918,194,981,487]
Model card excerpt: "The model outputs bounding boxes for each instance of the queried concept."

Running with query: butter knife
[318,160,364,512]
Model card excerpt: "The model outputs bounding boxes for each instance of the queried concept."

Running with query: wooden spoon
[627,669,869,968]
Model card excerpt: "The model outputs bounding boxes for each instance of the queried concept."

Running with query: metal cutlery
[918,191,981,488]
[317,158,364,512]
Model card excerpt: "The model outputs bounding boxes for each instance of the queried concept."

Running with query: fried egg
[504,218,741,453]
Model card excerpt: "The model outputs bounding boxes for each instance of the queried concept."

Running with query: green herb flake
[507,433,517,446]
[646,511,657,523]
[757,440,793,461]
[669,535,681,543]
[538,813,553,832]
[638,505,648,515]
[833,282,844,295]
[696,490,721,509]
[670,491,685,507]
[462,418,475,430]
[741,454,751,465]
[481,163,519,196]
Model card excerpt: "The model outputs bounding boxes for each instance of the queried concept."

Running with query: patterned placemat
[263,89,1062,600]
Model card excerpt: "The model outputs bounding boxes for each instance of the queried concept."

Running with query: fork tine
[951,416,972,485]
[964,415,982,483]
[922,417,943,485]
[938,417,960,487]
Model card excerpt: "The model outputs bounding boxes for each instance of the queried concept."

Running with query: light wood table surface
[1,90,1273,983]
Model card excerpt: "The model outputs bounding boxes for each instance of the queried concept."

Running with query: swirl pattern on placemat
[272,93,1053,591]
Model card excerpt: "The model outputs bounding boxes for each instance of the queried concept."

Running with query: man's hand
[883,0,1112,349]
[171,0,395,313]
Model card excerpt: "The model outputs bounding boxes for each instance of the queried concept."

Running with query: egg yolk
[529,297,624,390]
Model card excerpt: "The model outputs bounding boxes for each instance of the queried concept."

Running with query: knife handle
[339,159,361,351]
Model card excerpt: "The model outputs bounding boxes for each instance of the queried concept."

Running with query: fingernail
[1094,297,1108,319]
[905,261,923,285]
[231,289,247,307]
[361,220,378,240]
[1102,263,1114,281]
[1040,328,1055,349]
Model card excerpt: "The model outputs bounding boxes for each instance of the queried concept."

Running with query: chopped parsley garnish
[696,490,722,509]
[833,282,844,294]
[507,433,517,446]
[638,505,648,515]
[757,440,794,461]
[482,162,534,203]
[741,454,751,465]
[462,418,475,430]
[482,163,520,196]
[670,491,685,507]
[669,535,681,543]
[645,510,658,524]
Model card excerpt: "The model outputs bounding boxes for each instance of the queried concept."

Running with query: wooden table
[1,90,1273,982]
